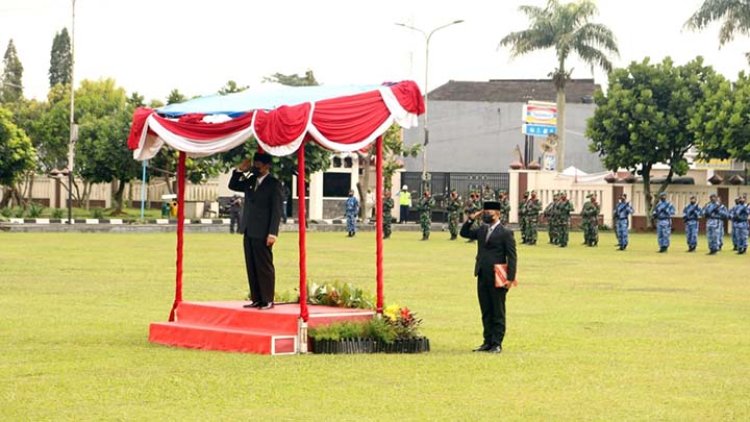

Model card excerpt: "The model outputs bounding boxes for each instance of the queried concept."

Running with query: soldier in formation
[498,191,511,226]
[556,192,574,248]
[518,191,529,243]
[682,195,702,252]
[344,189,360,237]
[446,189,462,240]
[652,191,675,253]
[703,194,728,255]
[464,190,481,243]
[482,185,496,203]
[523,191,541,245]
[382,188,394,239]
[544,192,559,244]
[581,193,600,247]
[729,195,748,254]
[613,193,634,250]
[418,190,435,240]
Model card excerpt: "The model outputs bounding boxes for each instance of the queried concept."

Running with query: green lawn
[1,230,748,420]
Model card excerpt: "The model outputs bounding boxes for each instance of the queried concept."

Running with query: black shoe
[739,248,747,254]
[659,247,667,253]
[472,344,491,352]
[485,346,502,354]
[258,302,274,310]
[243,301,260,309]
[450,235,457,240]
[708,249,717,255]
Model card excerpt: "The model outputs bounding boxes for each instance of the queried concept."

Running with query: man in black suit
[460,200,517,353]
[228,152,283,310]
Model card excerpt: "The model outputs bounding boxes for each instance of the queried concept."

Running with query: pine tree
[1,39,24,103]
[49,28,72,87]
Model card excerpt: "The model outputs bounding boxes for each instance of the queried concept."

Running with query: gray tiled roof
[428,79,600,103]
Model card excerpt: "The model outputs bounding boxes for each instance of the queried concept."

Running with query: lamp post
[395,19,464,192]
[67,0,77,224]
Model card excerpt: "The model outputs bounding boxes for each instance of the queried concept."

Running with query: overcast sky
[0,0,747,102]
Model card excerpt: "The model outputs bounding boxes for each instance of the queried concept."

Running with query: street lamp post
[67,0,77,224]
[396,19,463,193]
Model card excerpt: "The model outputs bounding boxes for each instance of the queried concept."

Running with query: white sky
[0,0,747,102]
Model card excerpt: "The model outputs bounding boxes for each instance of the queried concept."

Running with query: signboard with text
[522,101,557,137]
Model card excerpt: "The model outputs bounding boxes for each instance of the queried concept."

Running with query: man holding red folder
[460,201,517,354]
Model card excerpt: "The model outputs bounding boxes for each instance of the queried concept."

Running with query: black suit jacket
[460,220,517,282]
[228,170,283,239]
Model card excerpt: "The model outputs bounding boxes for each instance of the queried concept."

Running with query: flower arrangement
[382,304,423,340]
[274,281,375,310]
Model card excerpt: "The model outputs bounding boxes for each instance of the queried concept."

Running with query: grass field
[1,229,748,420]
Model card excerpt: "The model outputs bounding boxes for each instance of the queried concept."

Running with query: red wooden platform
[149,302,375,355]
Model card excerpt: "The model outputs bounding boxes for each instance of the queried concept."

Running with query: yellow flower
[383,304,401,321]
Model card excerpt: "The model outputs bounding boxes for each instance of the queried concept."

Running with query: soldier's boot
[688,245,696,252]
[450,234,457,240]
[659,246,667,253]
[708,249,717,255]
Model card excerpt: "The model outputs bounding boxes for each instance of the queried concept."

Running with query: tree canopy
[587,57,724,220]
[49,28,72,87]
[686,0,750,62]
[1,39,24,103]
[0,106,36,187]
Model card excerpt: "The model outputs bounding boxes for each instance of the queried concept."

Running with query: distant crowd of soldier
[382,184,749,255]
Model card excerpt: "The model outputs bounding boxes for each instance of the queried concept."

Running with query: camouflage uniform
[417,193,435,240]
[702,196,727,254]
[446,191,462,240]
[544,194,559,244]
[729,197,748,254]
[382,192,394,239]
[652,193,676,252]
[498,193,511,226]
[557,195,574,247]
[482,185,497,203]
[524,193,542,245]
[581,194,600,246]
[518,192,529,243]
[463,193,480,242]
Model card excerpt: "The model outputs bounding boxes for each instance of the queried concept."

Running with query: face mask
[481,214,494,224]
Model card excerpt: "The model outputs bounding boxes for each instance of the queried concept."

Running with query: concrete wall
[403,101,603,174]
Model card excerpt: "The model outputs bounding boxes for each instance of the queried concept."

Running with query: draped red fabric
[253,103,311,146]
[311,90,391,144]
[152,111,254,141]
[127,107,155,150]
[389,80,426,115]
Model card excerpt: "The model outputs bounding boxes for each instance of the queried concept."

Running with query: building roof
[428,79,600,103]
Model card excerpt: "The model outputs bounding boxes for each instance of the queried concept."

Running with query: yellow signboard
[693,158,734,170]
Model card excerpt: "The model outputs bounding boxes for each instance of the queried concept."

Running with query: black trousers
[243,235,275,304]
[399,205,409,223]
[229,212,240,233]
[477,273,508,347]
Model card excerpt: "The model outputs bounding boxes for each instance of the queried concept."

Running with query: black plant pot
[310,337,430,354]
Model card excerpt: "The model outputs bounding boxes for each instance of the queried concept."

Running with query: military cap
[483,201,501,210]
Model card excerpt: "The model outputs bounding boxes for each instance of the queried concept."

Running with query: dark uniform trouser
[399,205,409,223]
[243,235,275,304]
[230,211,240,233]
[477,272,508,347]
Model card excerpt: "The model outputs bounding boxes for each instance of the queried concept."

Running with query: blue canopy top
[157,83,383,118]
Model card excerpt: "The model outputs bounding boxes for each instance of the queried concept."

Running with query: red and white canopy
[127,80,424,159]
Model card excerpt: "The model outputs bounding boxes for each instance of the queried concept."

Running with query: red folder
[493,264,518,288]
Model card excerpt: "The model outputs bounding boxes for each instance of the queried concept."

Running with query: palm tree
[685,0,750,62]
[499,0,618,171]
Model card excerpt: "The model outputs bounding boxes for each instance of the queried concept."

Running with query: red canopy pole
[168,151,186,322]
[297,144,309,323]
[375,136,384,314]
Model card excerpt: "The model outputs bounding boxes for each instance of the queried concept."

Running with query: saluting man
[460,201,517,354]
[614,193,634,251]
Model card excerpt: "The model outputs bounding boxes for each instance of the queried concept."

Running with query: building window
[323,173,351,198]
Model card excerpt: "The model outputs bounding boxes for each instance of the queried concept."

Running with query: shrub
[13,207,25,218]
[0,207,11,218]
[51,208,64,219]
[28,202,44,218]
[91,208,105,219]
